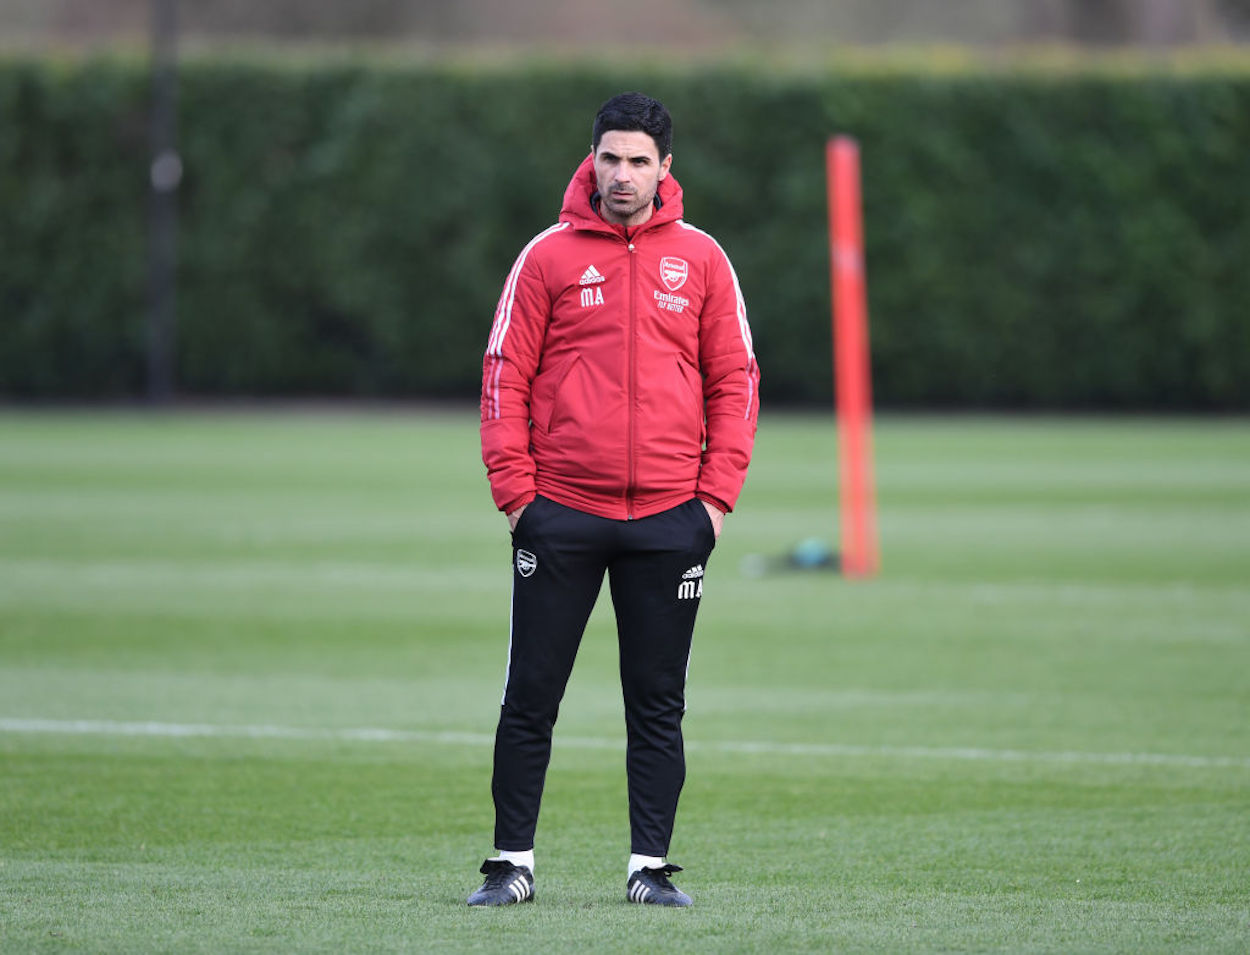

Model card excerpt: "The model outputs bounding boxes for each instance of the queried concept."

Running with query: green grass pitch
[1,408,1247,952]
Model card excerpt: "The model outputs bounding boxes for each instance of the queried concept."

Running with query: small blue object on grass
[740,538,840,577]
[789,537,836,569]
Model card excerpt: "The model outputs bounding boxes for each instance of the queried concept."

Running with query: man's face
[593,130,672,228]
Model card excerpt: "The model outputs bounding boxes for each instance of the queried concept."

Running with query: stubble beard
[603,188,654,226]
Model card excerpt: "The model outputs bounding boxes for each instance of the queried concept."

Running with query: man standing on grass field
[471,92,759,907]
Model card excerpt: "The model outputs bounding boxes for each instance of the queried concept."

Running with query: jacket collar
[559,152,684,238]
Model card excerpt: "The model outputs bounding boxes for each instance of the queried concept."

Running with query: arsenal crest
[516,549,537,578]
[660,256,689,292]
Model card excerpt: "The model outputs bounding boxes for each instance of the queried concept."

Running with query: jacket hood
[559,152,684,235]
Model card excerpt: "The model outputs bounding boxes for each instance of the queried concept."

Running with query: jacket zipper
[626,238,638,519]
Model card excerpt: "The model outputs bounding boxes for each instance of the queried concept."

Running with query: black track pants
[491,495,717,857]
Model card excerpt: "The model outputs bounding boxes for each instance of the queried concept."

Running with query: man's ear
[659,153,673,180]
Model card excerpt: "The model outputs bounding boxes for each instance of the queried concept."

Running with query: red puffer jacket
[481,154,760,521]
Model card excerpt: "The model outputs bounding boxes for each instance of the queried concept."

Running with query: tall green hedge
[3,54,1249,408]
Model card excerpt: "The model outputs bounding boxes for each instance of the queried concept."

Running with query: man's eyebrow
[599,150,653,163]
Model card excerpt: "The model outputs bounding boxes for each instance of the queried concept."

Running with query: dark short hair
[592,92,672,159]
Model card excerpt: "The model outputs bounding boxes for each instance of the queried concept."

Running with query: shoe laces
[641,863,683,888]
[479,859,524,888]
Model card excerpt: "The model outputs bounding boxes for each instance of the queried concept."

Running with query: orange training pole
[826,136,880,577]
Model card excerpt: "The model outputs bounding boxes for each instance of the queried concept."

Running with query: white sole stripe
[2,718,1247,771]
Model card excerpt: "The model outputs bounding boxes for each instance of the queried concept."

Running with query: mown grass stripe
[4,717,1247,770]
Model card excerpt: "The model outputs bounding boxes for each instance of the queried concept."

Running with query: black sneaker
[466,859,534,906]
[626,863,692,907]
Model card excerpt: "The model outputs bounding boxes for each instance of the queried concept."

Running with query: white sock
[492,849,534,873]
[628,853,664,879]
